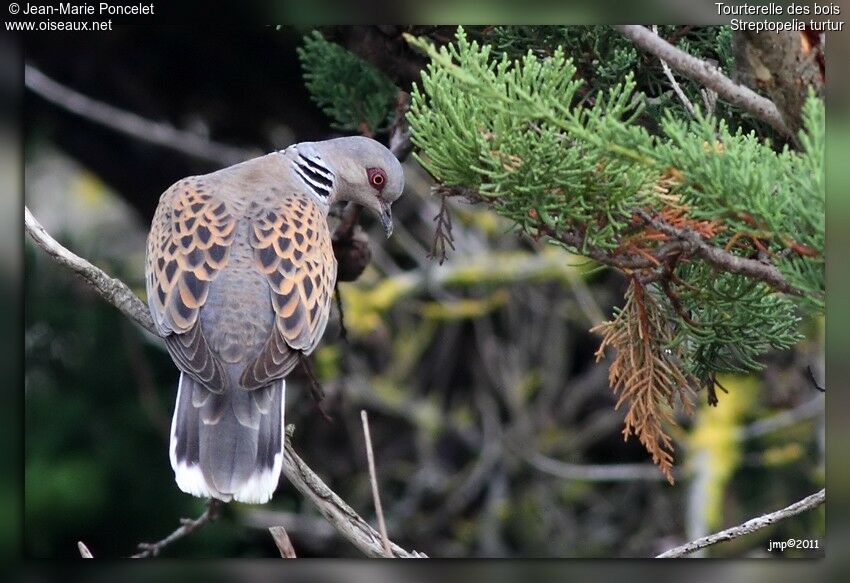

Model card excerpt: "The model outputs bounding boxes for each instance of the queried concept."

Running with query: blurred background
[23,26,825,559]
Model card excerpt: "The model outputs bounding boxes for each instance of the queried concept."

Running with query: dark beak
[379,201,394,238]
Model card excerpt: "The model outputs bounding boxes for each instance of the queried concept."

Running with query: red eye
[367,167,386,191]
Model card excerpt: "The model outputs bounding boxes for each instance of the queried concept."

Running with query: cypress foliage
[299,26,824,480]
[297,31,399,135]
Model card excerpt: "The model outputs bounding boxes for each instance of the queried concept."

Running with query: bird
[145,136,404,504]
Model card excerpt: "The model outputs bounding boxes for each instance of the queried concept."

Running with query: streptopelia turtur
[145,136,404,503]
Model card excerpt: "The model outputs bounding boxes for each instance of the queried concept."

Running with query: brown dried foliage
[592,278,695,483]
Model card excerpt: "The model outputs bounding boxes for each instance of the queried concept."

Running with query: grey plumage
[146,137,404,503]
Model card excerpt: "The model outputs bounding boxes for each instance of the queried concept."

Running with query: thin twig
[360,410,393,557]
[283,427,427,558]
[656,488,825,558]
[25,206,157,334]
[132,499,222,558]
[613,25,792,137]
[25,64,253,166]
[634,209,807,298]
[334,282,349,341]
[652,26,697,118]
[25,208,426,559]
[269,526,298,558]
[432,188,810,299]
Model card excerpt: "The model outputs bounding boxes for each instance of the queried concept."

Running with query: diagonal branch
[633,209,807,298]
[656,488,825,557]
[613,25,793,138]
[283,428,426,558]
[25,64,255,166]
[435,187,808,299]
[132,499,222,558]
[269,526,298,558]
[651,26,696,118]
[25,206,157,333]
[25,207,425,559]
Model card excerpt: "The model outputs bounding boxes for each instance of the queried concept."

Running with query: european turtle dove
[145,136,404,503]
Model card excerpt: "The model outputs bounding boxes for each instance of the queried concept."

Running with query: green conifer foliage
[297,31,399,135]
[300,26,824,478]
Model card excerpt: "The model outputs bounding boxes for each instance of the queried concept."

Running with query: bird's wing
[240,192,337,389]
[146,178,236,391]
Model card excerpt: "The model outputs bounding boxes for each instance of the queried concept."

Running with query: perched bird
[145,137,404,503]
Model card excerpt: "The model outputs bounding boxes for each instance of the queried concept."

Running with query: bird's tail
[169,372,285,504]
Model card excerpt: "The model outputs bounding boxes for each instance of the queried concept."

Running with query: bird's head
[289,136,404,238]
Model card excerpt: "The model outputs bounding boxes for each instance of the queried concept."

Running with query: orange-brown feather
[146,179,236,390]
[240,194,336,389]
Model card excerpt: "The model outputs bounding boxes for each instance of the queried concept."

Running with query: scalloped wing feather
[241,194,336,389]
[146,178,236,390]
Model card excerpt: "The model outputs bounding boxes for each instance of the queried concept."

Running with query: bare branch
[656,488,825,558]
[434,188,809,299]
[634,209,807,298]
[25,208,426,559]
[283,427,427,558]
[132,499,222,558]
[361,410,392,556]
[652,26,696,118]
[24,64,254,166]
[25,206,157,334]
[269,526,298,558]
[613,25,793,137]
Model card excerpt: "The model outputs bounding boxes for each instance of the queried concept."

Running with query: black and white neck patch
[292,151,334,199]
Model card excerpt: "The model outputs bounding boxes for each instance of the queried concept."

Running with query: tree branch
[634,209,806,298]
[738,394,823,441]
[435,187,809,299]
[25,207,425,559]
[269,526,298,558]
[283,427,426,558]
[651,25,696,118]
[25,206,157,334]
[613,25,793,138]
[656,488,825,558]
[132,499,222,558]
[24,64,255,166]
